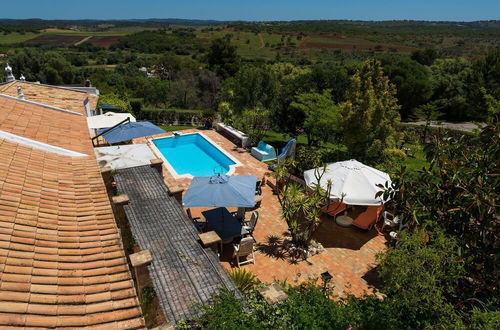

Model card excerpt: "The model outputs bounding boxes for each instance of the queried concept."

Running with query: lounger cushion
[321,202,347,216]
[352,205,384,230]
[251,141,277,161]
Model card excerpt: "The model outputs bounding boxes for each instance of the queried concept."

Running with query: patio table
[336,215,354,227]
[202,207,245,241]
[198,231,222,256]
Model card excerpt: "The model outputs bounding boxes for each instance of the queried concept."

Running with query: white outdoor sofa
[216,123,250,148]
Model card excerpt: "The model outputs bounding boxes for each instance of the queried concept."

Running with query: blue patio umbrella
[97,121,165,144]
[183,174,257,208]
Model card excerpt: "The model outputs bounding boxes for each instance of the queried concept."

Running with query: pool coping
[148,131,242,179]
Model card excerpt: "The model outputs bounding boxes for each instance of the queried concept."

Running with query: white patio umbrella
[87,112,136,130]
[303,159,391,206]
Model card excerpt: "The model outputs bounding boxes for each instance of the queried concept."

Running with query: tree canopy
[290,90,340,146]
[339,59,401,161]
[206,37,240,78]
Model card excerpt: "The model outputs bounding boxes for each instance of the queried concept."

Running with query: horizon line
[1,17,499,23]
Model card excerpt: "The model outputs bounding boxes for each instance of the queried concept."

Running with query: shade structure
[304,159,391,206]
[97,121,165,144]
[183,174,257,208]
[87,112,136,130]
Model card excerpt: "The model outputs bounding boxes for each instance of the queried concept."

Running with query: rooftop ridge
[0,130,88,157]
[0,93,83,116]
[0,79,95,95]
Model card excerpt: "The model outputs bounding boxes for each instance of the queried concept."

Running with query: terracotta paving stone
[137,129,387,297]
[0,95,145,328]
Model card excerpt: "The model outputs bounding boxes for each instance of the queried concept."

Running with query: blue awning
[183,174,257,208]
[97,121,165,144]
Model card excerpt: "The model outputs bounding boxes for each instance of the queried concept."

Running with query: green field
[41,26,157,36]
[0,32,38,44]
[197,30,286,59]
[0,27,153,46]
[42,31,135,37]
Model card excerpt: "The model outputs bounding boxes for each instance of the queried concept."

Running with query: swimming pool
[151,133,239,178]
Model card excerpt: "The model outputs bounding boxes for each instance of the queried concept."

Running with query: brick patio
[135,128,387,297]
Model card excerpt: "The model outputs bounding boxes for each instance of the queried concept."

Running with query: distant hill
[0,18,229,29]
[0,18,498,29]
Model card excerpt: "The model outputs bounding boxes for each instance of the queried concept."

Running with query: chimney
[5,63,15,82]
[19,74,26,81]
[84,79,91,87]
[17,86,25,100]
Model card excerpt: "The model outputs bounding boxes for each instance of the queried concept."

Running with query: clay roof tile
[0,96,144,328]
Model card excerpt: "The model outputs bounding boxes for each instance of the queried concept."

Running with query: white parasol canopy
[304,159,391,206]
[87,112,136,130]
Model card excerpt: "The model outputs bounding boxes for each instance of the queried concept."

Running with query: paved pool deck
[134,128,387,297]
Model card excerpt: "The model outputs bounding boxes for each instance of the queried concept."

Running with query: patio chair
[186,208,206,232]
[381,211,400,231]
[321,201,348,218]
[251,141,277,162]
[268,138,297,171]
[256,180,262,195]
[233,236,256,267]
[253,194,263,209]
[242,211,259,237]
[219,236,235,254]
[352,205,385,230]
[231,207,246,221]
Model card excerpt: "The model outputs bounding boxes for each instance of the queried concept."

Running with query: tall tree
[411,48,438,66]
[217,65,278,113]
[339,59,401,161]
[290,90,340,146]
[206,38,240,79]
[234,106,271,145]
[380,56,433,120]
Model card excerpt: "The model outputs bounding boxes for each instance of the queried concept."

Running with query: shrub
[379,147,407,172]
[377,229,465,328]
[130,100,143,119]
[229,268,257,293]
[185,282,394,329]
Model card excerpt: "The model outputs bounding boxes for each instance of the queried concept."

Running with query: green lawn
[262,130,429,174]
[402,143,428,173]
[262,130,340,149]
[262,131,308,149]
[159,125,196,132]
[0,32,38,44]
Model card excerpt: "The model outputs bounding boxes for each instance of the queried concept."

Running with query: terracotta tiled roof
[0,96,91,155]
[0,81,98,116]
[0,96,145,328]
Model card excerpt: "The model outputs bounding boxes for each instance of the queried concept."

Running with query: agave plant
[229,268,257,293]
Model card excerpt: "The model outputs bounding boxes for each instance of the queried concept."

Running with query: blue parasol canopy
[183,174,257,208]
[97,121,165,144]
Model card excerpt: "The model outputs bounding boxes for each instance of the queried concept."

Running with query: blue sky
[2,0,499,21]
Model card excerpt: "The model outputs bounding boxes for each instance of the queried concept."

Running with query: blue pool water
[153,133,236,177]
